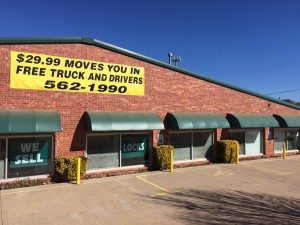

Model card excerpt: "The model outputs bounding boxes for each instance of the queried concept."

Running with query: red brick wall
[0,43,299,156]
[264,128,274,156]
[216,129,223,142]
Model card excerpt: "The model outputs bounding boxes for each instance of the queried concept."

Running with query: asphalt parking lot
[0,156,299,225]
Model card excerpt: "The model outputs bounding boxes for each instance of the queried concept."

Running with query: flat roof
[1,36,299,110]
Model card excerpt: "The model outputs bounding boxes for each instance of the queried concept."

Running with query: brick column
[216,128,222,142]
[152,130,160,147]
[264,127,274,156]
[214,128,224,160]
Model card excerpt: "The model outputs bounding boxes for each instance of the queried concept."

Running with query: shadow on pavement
[148,189,300,225]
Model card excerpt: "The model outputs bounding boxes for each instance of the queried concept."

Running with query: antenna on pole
[168,53,181,66]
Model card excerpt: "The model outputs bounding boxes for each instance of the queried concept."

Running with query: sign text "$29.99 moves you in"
[10,51,145,96]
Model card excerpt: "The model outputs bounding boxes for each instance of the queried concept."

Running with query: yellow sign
[10,51,145,96]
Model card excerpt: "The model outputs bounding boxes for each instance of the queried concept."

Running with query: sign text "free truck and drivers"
[10,51,145,96]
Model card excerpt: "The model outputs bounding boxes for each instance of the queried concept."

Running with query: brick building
[0,37,299,180]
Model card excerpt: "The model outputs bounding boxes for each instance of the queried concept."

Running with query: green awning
[0,110,62,133]
[273,114,300,127]
[86,112,164,131]
[226,114,280,128]
[166,113,230,129]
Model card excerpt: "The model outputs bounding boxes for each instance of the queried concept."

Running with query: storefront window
[7,137,52,178]
[229,130,262,155]
[245,130,262,154]
[121,134,149,166]
[193,131,213,159]
[87,133,150,170]
[0,139,5,179]
[87,135,120,169]
[274,129,300,151]
[170,131,214,161]
[287,129,299,150]
[274,130,285,151]
[170,133,191,161]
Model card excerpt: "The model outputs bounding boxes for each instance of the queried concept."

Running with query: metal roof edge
[0,36,83,44]
[1,36,299,111]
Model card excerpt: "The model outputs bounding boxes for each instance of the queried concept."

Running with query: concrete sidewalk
[1,156,300,225]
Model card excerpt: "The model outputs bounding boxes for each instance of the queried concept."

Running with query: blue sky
[1,0,299,101]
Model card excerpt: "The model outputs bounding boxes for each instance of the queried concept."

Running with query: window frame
[0,134,54,180]
[85,131,152,170]
[169,129,214,161]
[228,129,263,156]
[274,128,300,152]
